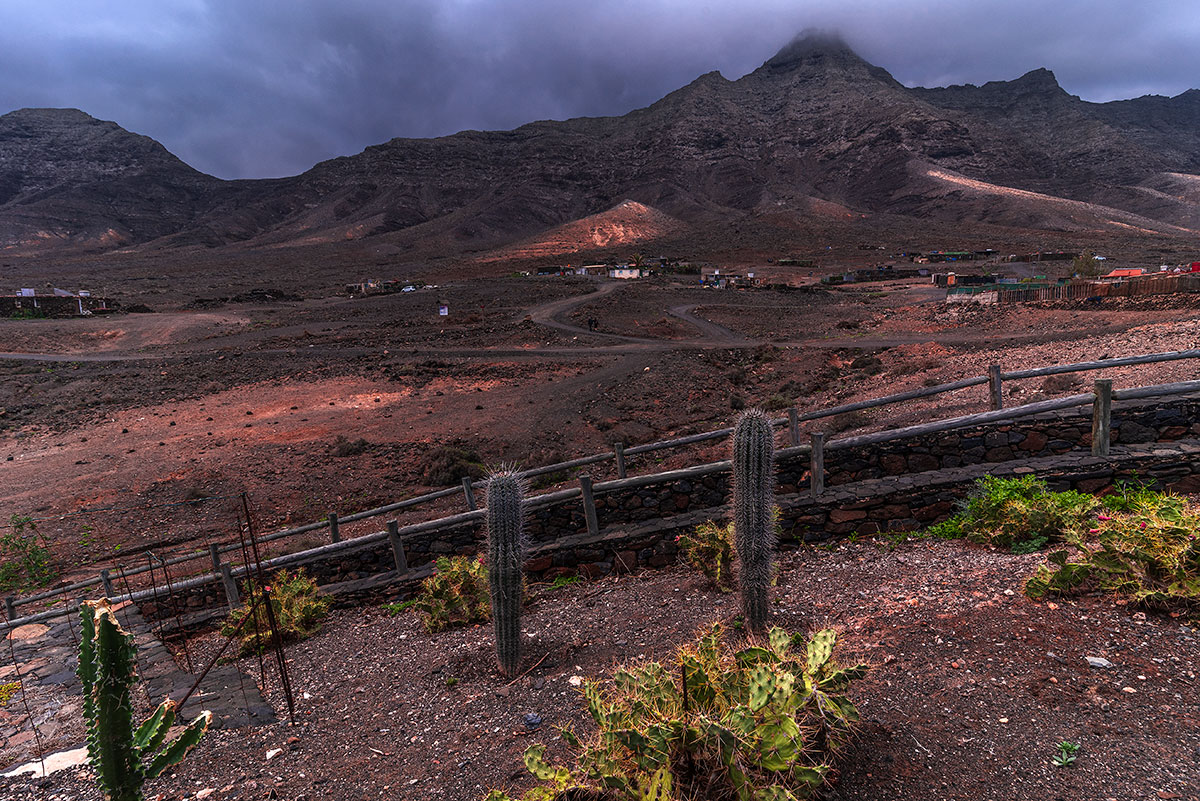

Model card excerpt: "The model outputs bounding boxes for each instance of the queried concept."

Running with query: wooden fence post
[461,478,477,511]
[614,442,627,479]
[209,543,222,573]
[1092,379,1113,457]
[788,408,800,446]
[3,596,15,622]
[328,512,341,543]
[579,474,600,537]
[988,364,1003,411]
[387,520,408,573]
[219,563,239,607]
[810,432,826,499]
[100,569,114,599]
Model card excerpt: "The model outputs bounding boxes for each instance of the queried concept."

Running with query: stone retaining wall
[140,394,1200,619]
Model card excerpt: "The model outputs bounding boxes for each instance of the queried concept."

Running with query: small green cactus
[486,469,526,676]
[732,408,777,631]
[78,600,211,801]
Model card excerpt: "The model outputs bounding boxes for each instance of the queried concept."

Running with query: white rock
[265,748,283,760]
[1085,656,1114,669]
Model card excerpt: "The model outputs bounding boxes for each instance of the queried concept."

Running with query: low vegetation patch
[1026,481,1200,611]
[401,555,491,633]
[677,520,735,592]
[929,474,1096,552]
[0,514,56,592]
[486,623,866,801]
[222,569,330,655]
[422,445,486,486]
[927,476,1200,613]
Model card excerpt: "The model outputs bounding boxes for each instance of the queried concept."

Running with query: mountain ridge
[2,34,1198,257]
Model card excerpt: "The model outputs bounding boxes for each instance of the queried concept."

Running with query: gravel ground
[3,538,1197,801]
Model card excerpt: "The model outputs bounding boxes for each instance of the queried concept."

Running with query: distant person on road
[587,317,597,332]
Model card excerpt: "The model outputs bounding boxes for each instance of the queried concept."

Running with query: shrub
[943,475,1096,552]
[422,446,486,486]
[406,556,491,633]
[0,514,56,592]
[1026,484,1200,610]
[328,436,371,457]
[222,569,330,655]
[677,520,735,591]
[485,624,867,801]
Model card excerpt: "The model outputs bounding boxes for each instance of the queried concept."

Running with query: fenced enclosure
[4,348,1200,631]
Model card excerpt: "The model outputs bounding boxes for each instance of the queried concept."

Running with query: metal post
[614,442,627,479]
[328,512,341,543]
[100,569,114,599]
[788,407,800,446]
[387,520,408,573]
[579,474,600,537]
[461,478,477,511]
[988,364,1003,411]
[219,564,239,607]
[1092,379,1113,457]
[810,432,826,499]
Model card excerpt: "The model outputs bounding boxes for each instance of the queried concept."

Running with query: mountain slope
[3,34,1199,257]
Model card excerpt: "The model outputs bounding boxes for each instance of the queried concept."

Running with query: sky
[2,0,1198,180]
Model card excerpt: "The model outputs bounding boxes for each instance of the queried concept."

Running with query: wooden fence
[4,348,1200,628]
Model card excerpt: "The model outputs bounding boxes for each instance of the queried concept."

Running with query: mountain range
[2,33,1198,260]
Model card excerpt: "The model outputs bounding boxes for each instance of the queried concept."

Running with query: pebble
[523,713,542,729]
[1086,656,1114,669]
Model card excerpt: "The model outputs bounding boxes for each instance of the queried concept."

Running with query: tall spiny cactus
[486,469,526,676]
[732,409,777,632]
[78,600,212,801]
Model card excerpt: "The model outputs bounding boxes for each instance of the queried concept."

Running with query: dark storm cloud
[2,0,1197,179]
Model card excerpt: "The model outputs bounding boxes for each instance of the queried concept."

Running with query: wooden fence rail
[5,349,1199,620]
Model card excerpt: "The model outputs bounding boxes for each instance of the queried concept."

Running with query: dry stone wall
[140,395,1200,620]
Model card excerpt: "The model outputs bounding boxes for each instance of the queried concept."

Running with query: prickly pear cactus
[78,600,212,801]
[732,408,777,631]
[486,469,526,676]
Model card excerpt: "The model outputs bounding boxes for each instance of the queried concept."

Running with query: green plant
[944,475,1096,551]
[221,569,330,656]
[405,556,491,632]
[1025,486,1200,610]
[732,409,776,631]
[545,575,581,592]
[677,520,735,591]
[0,514,56,592]
[382,599,417,616]
[79,600,211,801]
[485,624,866,801]
[445,676,459,688]
[0,681,20,706]
[1051,741,1080,767]
[487,469,526,676]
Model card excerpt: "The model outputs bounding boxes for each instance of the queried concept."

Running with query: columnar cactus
[732,409,777,632]
[78,600,211,801]
[486,470,526,676]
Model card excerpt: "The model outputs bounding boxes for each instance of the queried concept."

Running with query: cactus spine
[486,470,526,676]
[732,409,776,632]
[78,600,211,801]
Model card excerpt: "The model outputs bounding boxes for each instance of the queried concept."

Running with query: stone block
[1019,431,1048,452]
[908,454,940,472]
[829,507,867,523]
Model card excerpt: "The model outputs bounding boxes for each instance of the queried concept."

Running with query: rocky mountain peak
[1011,67,1065,94]
[763,31,868,71]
